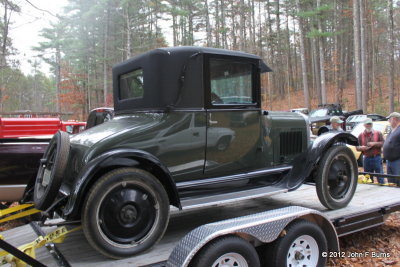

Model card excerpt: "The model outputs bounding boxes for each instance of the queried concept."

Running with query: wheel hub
[294,250,305,261]
[328,157,351,198]
[212,253,248,267]
[287,234,318,267]
[120,204,138,224]
[98,185,157,244]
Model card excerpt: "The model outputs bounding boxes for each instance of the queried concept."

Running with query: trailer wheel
[34,131,70,210]
[316,145,357,209]
[82,168,170,259]
[190,235,260,267]
[265,219,327,267]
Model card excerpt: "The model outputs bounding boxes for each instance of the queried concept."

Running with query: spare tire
[34,131,70,210]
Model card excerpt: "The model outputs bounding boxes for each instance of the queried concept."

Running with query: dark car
[31,47,359,259]
[309,104,363,135]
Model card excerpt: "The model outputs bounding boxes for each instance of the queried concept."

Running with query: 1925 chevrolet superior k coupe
[31,47,359,259]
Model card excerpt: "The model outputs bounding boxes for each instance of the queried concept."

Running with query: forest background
[0,0,399,120]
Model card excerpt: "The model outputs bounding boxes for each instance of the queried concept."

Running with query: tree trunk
[317,0,326,105]
[387,0,394,113]
[360,0,368,112]
[353,0,362,109]
[296,0,310,110]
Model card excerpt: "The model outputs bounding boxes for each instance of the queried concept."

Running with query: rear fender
[63,148,180,219]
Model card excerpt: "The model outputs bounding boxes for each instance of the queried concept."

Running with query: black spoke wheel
[82,168,170,259]
[190,235,260,267]
[34,131,70,210]
[264,219,327,267]
[316,145,358,210]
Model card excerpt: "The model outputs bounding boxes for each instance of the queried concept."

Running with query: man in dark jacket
[383,112,400,186]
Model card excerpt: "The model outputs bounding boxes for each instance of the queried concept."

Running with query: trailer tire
[316,145,358,209]
[34,131,70,210]
[265,219,327,267]
[190,235,260,267]
[82,168,170,259]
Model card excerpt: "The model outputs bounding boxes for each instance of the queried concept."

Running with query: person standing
[383,112,400,186]
[329,116,344,132]
[356,118,385,184]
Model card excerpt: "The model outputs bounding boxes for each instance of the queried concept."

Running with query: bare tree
[387,0,394,113]
[353,0,362,109]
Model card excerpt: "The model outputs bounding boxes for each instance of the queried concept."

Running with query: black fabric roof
[112,46,271,112]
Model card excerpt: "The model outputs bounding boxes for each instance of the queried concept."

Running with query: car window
[209,58,255,105]
[119,68,144,100]
[309,109,328,117]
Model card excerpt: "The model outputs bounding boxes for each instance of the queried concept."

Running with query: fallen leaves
[328,211,400,267]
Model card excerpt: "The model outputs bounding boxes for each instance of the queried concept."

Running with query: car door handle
[193,132,199,136]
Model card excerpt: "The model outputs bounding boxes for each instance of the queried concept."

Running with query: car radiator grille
[280,131,303,156]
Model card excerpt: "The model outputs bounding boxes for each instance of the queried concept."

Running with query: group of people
[329,112,400,185]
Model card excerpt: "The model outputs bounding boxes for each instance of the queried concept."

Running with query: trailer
[1,183,399,267]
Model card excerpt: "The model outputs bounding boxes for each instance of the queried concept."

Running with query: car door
[204,55,264,177]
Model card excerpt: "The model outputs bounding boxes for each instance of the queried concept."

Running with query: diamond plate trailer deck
[2,184,400,267]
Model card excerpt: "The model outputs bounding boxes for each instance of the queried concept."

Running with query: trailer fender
[63,148,180,218]
[166,206,339,267]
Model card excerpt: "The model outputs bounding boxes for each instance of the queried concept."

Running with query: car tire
[264,219,327,267]
[34,131,70,210]
[190,235,260,267]
[82,167,170,259]
[316,145,358,209]
[216,136,231,151]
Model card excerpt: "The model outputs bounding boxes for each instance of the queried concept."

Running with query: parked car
[309,104,363,135]
[31,47,358,259]
[347,121,391,166]
[345,114,387,131]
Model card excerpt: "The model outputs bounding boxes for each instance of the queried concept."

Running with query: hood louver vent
[280,131,303,156]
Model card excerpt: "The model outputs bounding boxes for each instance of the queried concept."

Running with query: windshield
[309,109,328,117]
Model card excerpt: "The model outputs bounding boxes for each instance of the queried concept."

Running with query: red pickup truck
[0,117,86,138]
[0,108,113,203]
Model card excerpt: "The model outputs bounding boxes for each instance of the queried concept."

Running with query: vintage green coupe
[32,47,358,259]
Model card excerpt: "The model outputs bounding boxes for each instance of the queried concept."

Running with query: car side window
[209,58,255,105]
[119,68,144,100]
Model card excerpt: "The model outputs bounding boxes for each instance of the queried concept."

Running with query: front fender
[62,148,180,219]
[305,131,358,178]
[281,132,358,190]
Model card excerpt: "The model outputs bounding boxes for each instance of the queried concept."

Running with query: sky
[9,0,68,75]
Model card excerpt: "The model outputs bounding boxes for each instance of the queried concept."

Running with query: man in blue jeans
[383,112,400,186]
[356,118,385,184]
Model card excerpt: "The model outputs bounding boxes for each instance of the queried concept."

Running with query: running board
[181,186,288,209]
